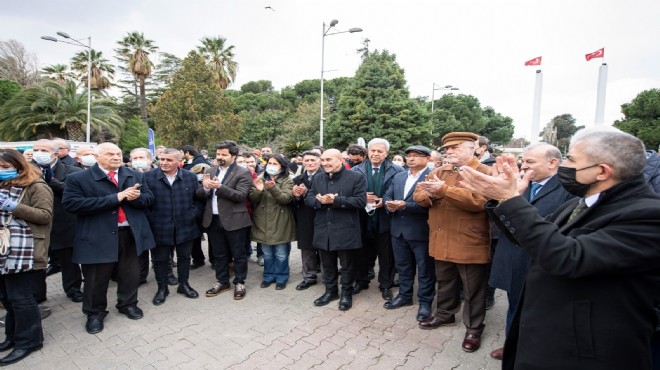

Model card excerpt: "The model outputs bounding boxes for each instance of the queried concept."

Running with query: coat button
[504,221,511,227]
[499,215,506,221]
[509,227,516,233]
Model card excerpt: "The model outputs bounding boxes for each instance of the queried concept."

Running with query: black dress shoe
[295,280,317,290]
[45,264,61,276]
[352,283,369,295]
[152,286,169,306]
[0,344,43,366]
[86,313,106,334]
[338,292,353,311]
[260,281,272,288]
[190,262,205,270]
[176,283,199,298]
[167,272,179,286]
[418,316,456,330]
[0,340,14,352]
[383,295,413,309]
[314,291,339,306]
[416,303,433,322]
[67,291,84,303]
[381,288,394,300]
[118,305,144,320]
[275,282,286,290]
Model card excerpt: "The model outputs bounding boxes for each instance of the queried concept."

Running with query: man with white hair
[352,138,404,300]
[63,143,155,334]
[460,127,660,369]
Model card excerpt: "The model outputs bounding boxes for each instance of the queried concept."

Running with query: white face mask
[33,152,53,165]
[132,160,150,171]
[237,163,248,169]
[81,155,97,167]
[196,174,204,181]
[392,160,404,167]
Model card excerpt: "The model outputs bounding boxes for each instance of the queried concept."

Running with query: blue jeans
[261,243,291,284]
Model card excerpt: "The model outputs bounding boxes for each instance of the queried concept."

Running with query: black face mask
[557,164,600,197]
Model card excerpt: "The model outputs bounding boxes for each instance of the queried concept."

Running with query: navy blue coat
[62,164,156,264]
[144,168,203,246]
[353,159,404,235]
[489,174,573,295]
[305,167,367,251]
[383,168,430,241]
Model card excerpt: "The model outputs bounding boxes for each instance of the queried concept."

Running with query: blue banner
[148,128,155,156]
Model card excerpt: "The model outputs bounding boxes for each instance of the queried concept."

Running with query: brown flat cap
[441,132,479,148]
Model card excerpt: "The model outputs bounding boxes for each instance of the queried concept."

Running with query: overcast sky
[2,0,659,140]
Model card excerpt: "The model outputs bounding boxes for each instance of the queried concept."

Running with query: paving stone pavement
[2,242,506,369]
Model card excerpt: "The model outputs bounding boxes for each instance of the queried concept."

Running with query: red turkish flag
[585,48,605,61]
[524,56,542,66]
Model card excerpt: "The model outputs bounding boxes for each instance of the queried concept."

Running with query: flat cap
[441,132,479,148]
[404,145,432,156]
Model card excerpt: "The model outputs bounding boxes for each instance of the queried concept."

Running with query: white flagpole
[531,69,543,143]
[594,63,608,125]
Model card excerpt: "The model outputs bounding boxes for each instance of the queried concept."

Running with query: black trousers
[152,240,193,286]
[53,248,82,295]
[0,271,43,349]
[318,249,356,294]
[30,269,47,304]
[190,235,207,265]
[80,228,140,315]
[355,232,395,289]
[207,216,248,285]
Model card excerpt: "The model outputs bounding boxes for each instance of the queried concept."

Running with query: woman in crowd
[250,154,295,290]
[0,149,53,365]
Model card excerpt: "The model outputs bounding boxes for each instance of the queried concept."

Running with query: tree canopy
[150,51,240,149]
[614,88,660,150]
[326,50,431,154]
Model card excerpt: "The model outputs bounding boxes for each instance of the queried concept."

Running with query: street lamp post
[319,20,362,146]
[430,83,459,113]
[41,32,92,143]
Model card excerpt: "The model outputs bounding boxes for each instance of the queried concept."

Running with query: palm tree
[197,36,238,89]
[0,80,123,141]
[115,32,158,122]
[41,64,73,84]
[70,49,115,93]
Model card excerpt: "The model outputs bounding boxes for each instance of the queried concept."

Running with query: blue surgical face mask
[265,166,280,176]
[0,169,18,181]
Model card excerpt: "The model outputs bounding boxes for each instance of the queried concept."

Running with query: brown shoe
[490,347,503,360]
[205,282,230,297]
[462,333,482,352]
[418,316,456,330]
[234,283,246,300]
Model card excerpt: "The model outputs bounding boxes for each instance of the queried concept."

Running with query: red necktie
[108,171,127,223]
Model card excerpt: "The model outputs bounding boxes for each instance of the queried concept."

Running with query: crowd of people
[0,128,659,368]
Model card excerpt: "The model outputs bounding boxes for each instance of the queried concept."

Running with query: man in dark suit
[487,143,573,360]
[51,138,78,167]
[460,128,660,370]
[291,150,323,290]
[144,148,203,306]
[31,139,84,303]
[352,138,404,300]
[63,143,155,334]
[306,149,367,311]
[383,145,435,321]
[197,140,252,300]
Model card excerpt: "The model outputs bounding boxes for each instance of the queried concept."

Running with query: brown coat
[7,179,54,270]
[413,157,491,264]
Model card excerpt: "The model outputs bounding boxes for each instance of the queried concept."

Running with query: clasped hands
[118,183,141,202]
[316,193,337,204]
[459,154,532,201]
